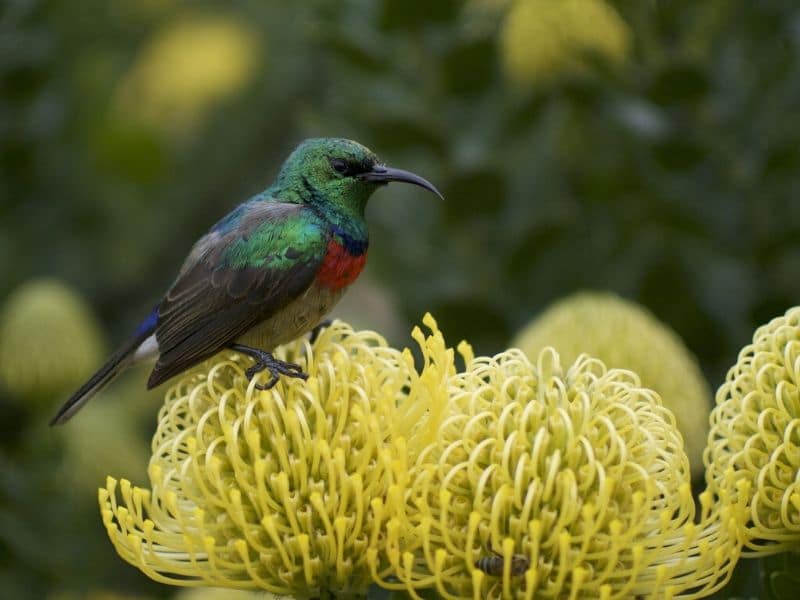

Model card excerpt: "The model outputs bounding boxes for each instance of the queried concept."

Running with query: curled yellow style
[706,306,800,555]
[513,292,712,478]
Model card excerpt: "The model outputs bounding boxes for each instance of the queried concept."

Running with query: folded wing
[147,201,327,388]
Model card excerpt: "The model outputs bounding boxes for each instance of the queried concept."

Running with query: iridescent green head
[268,138,442,216]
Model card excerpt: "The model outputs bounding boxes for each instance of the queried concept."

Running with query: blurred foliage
[760,552,800,600]
[2,0,800,597]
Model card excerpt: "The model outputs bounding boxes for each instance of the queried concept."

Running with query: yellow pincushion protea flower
[500,0,631,85]
[373,347,743,599]
[0,278,104,404]
[513,292,712,478]
[99,318,454,597]
[706,306,800,554]
[115,14,260,135]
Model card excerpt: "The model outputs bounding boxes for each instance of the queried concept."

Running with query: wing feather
[147,201,327,388]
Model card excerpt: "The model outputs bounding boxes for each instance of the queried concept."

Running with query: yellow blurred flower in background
[59,398,150,494]
[513,292,712,478]
[0,278,105,406]
[374,346,742,599]
[115,14,261,135]
[100,318,454,596]
[500,0,631,85]
[706,306,800,555]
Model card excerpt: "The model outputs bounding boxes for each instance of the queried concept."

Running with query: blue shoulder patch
[211,203,247,235]
[135,306,159,338]
[212,198,266,235]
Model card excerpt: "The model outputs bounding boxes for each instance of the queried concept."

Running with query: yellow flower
[706,306,800,555]
[374,347,743,599]
[60,398,150,494]
[100,315,748,598]
[513,292,712,478]
[0,278,104,405]
[99,318,453,596]
[114,14,260,135]
[500,0,631,85]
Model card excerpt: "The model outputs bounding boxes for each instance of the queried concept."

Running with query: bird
[50,138,442,425]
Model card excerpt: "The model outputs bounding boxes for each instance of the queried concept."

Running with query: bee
[474,546,530,577]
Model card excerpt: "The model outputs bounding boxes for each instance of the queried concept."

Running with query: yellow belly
[235,281,345,350]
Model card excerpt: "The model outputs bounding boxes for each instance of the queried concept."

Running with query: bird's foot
[229,343,308,390]
[308,319,333,345]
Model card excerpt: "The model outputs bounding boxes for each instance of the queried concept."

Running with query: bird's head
[270,138,442,216]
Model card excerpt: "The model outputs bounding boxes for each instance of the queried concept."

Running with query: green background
[1,0,798,598]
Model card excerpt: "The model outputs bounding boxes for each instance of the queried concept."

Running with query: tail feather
[50,310,159,426]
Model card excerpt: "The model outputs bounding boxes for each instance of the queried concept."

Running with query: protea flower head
[99,317,454,597]
[706,306,800,554]
[0,278,104,404]
[373,346,744,599]
[500,0,630,85]
[513,292,712,478]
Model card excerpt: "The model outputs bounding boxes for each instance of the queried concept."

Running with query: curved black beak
[358,165,444,200]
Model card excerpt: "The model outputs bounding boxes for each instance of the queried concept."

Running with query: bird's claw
[230,343,308,390]
[246,356,308,390]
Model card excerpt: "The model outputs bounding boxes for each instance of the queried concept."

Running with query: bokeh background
[2,0,799,598]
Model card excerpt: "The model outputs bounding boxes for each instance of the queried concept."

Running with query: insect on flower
[474,546,530,577]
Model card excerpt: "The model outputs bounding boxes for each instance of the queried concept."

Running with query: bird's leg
[308,319,333,345]
[228,343,308,390]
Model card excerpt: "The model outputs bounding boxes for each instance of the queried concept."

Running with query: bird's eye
[330,159,350,175]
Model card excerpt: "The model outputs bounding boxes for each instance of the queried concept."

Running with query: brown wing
[147,201,328,388]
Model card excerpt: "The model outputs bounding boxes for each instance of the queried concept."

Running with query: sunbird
[51,138,442,425]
